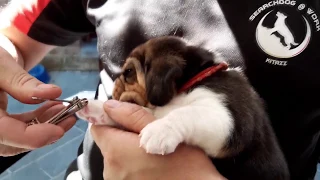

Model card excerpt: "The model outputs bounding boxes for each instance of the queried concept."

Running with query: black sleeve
[9,0,95,46]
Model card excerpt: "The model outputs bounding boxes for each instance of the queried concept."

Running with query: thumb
[0,50,61,103]
[103,100,155,133]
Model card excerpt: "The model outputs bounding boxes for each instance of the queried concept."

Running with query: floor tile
[49,71,99,99]
[75,119,88,132]
[51,172,65,180]
[36,135,84,177]
[8,126,84,173]
[0,170,10,179]
[80,39,99,58]
[10,162,51,180]
[0,175,12,180]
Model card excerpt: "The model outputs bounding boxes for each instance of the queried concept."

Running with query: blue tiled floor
[0,70,99,180]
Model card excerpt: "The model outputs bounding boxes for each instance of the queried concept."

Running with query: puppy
[76,36,290,180]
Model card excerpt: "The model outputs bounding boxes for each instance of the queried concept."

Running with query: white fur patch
[227,66,243,73]
[140,87,234,157]
[66,170,83,180]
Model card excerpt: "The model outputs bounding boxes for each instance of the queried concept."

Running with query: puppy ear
[184,46,216,67]
[146,58,183,106]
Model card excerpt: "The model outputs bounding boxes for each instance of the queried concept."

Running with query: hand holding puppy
[91,100,227,180]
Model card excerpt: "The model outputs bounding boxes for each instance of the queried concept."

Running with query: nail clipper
[26,96,88,126]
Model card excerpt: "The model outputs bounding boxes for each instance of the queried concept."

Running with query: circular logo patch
[256,8,311,59]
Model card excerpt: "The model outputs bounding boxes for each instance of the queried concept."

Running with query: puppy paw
[76,106,99,124]
[76,100,117,126]
[139,120,182,155]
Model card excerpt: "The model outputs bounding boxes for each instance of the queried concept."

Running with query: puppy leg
[139,92,233,157]
[76,100,117,126]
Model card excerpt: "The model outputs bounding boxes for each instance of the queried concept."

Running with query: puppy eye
[123,68,133,77]
[123,68,137,84]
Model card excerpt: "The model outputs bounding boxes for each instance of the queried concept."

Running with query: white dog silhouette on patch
[271,11,299,49]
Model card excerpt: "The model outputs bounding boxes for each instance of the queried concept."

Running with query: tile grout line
[0,175,9,180]
[40,169,53,179]
[37,135,84,162]
[56,135,84,151]
[42,136,85,178]
[51,170,66,180]
[37,136,84,179]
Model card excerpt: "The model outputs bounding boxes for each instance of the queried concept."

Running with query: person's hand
[0,48,76,156]
[91,100,227,180]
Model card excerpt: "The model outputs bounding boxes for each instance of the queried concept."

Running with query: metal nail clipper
[26,96,88,126]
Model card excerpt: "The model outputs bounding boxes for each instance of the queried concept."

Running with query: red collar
[178,62,229,93]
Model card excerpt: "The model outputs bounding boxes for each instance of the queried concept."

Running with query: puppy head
[112,54,148,107]
[126,36,215,106]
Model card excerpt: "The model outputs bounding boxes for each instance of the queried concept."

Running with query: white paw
[75,105,97,123]
[75,100,117,126]
[139,120,182,155]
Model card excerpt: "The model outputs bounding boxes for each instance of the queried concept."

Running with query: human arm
[0,0,94,156]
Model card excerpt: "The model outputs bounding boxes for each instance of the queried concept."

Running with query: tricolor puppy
[77,36,290,180]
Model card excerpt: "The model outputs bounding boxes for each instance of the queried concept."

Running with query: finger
[103,100,155,133]
[0,144,29,157]
[91,124,139,152]
[56,116,76,132]
[0,110,64,149]
[0,48,62,104]
[10,101,62,123]
[0,91,8,110]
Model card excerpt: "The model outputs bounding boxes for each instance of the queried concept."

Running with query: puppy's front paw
[76,100,117,126]
[139,120,182,155]
[76,104,101,124]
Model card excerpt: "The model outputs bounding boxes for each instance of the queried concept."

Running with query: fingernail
[50,140,58,145]
[48,137,60,145]
[37,84,59,89]
[104,100,121,108]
